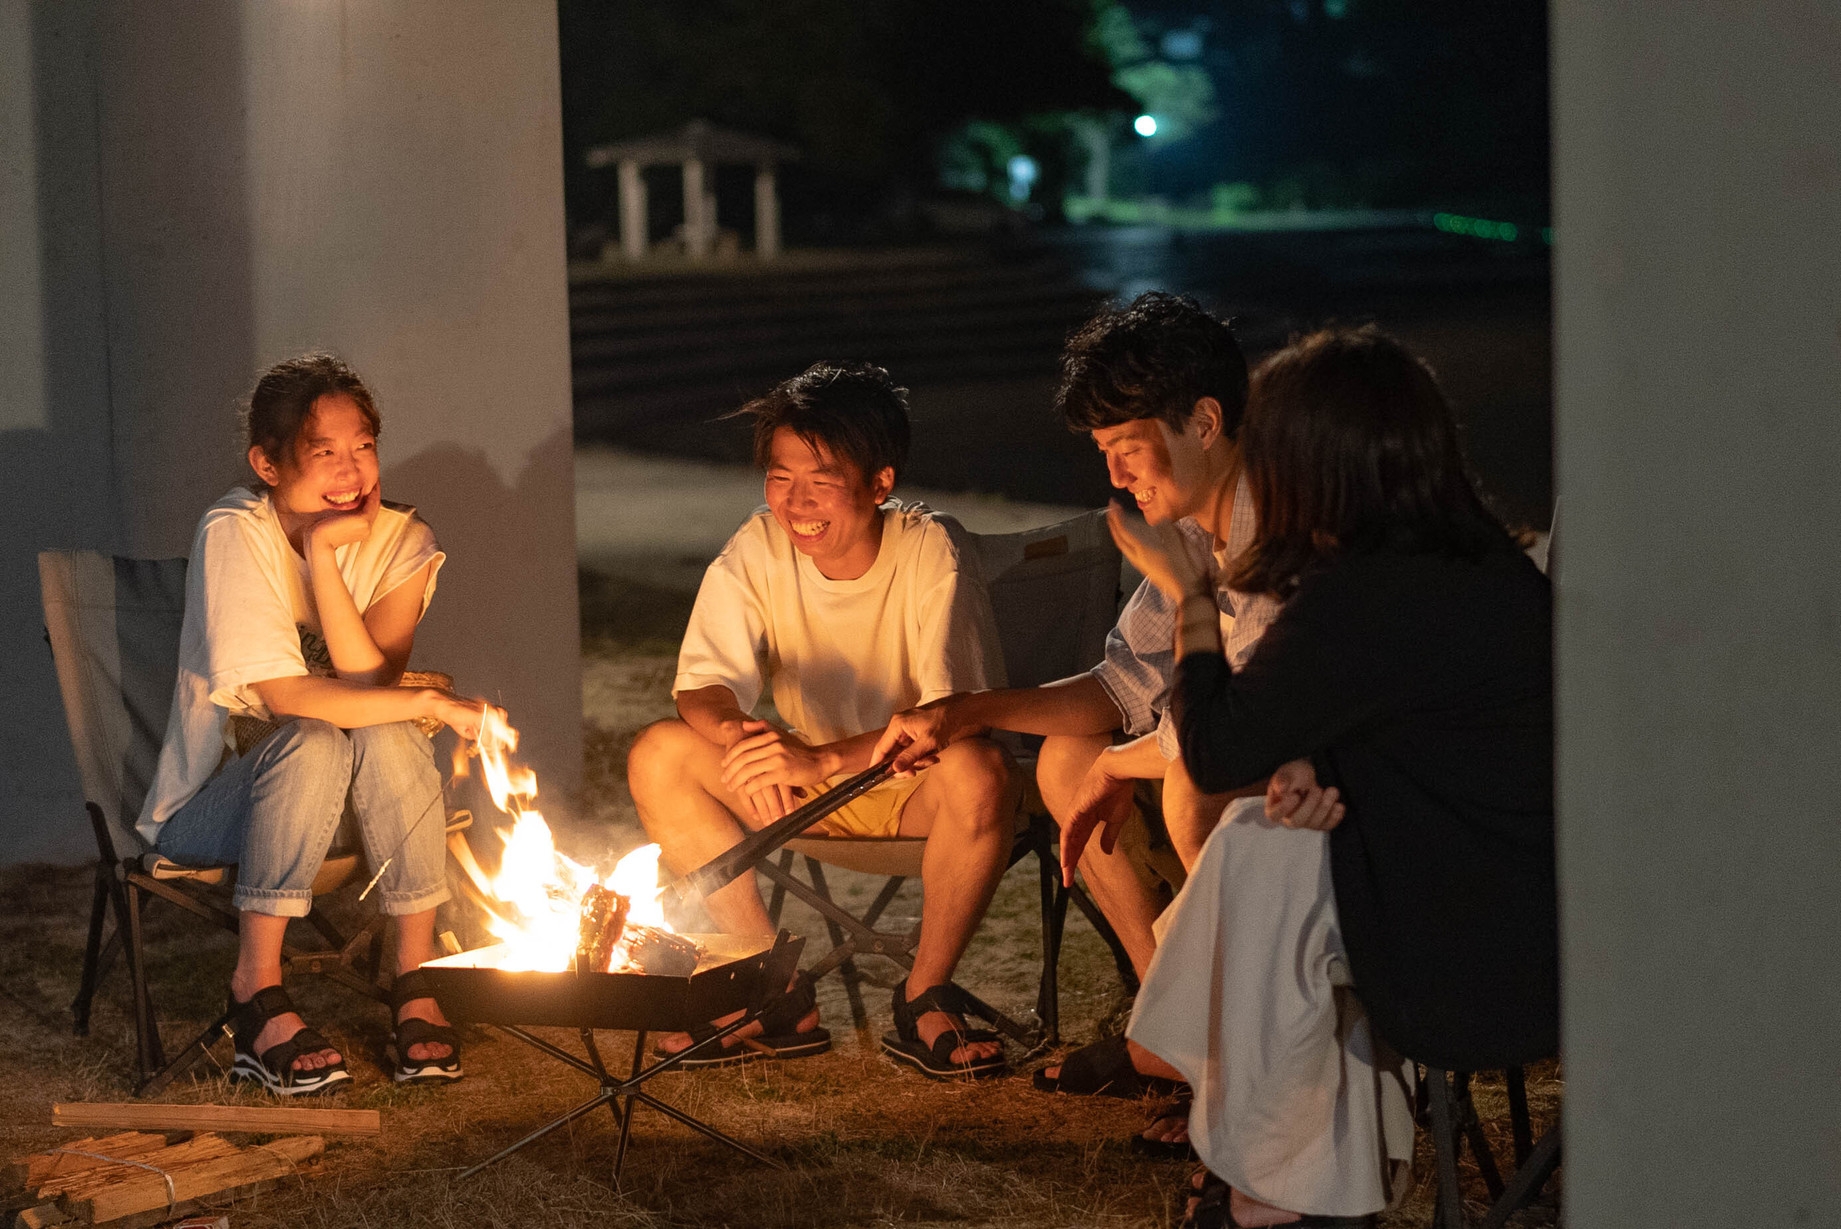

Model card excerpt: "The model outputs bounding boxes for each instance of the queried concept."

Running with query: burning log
[621,925,702,978]
[575,884,630,974]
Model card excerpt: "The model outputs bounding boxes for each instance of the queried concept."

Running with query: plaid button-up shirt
[1090,476,1281,760]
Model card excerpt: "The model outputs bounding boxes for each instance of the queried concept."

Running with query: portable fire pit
[421,929,804,1182]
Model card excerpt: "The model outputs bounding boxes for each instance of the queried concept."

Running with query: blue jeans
[156,718,450,919]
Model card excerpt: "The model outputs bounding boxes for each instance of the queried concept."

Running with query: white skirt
[1127,797,1417,1218]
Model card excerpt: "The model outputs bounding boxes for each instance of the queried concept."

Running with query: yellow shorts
[806,770,928,838]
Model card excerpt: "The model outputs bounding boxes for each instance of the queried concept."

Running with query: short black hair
[729,361,911,487]
[1055,292,1249,437]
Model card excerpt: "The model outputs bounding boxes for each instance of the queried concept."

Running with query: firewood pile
[8,1103,379,1228]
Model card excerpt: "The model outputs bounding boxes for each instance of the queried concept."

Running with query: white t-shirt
[136,486,445,841]
[673,502,1003,746]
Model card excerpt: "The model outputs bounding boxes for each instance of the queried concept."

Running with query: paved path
[575,446,1089,592]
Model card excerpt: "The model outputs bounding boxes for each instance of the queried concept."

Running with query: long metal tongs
[666,759,896,907]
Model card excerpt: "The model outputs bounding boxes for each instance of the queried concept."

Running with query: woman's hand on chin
[305,485,382,552]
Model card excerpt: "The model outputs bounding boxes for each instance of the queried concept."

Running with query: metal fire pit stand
[457,932,804,1185]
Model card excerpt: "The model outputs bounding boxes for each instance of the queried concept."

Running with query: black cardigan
[1172,543,1556,1071]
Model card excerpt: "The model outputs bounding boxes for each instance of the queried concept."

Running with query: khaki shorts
[805,770,929,838]
[1118,778,1187,898]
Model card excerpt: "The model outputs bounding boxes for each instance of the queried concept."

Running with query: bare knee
[1035,732,1112,826]
[626,719,722,826]
[930,737,1017,836]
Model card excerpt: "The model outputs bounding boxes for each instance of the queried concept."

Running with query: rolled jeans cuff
[376,883,450,917]
[231,885,315,918]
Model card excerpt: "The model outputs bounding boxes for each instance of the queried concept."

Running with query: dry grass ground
[0,574,1559,1227]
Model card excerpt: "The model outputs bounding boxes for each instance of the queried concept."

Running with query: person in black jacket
[1071,326,1556,1228]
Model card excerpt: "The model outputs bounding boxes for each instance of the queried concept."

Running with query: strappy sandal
[1181,1168,1375,1229]
[390,970,463,1084]
[880,983,1007,1081]
[654,970,831,1068]
[1129,1087,1197,1161]
[227,985,352,1097]
[1031,1033,1185,1098]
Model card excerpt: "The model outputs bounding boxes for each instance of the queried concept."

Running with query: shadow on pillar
[0,2,257,863]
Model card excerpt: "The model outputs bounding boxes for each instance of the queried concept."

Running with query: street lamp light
[1133,114,1158,138]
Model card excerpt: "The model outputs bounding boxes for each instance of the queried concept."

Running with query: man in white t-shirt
[627,361,1018,1079]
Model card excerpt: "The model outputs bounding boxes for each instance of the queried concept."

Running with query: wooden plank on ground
[50,1103,379,1137]
[36,1135,241,1201]
[12,1134,172,1189]
[65,1135,323,1224]
[12,1204,71,1228]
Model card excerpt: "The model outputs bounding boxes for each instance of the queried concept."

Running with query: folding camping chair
[761,509,1138,1049]
[38,550,472,1096]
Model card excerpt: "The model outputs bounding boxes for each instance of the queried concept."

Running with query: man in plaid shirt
[874,293,1280,1139]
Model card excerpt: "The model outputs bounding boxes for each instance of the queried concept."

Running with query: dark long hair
[1230,326,1508,597]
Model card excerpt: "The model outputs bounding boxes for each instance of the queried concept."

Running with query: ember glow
[460,705,673,972]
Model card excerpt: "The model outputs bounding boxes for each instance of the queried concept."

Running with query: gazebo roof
[584,120,799,170]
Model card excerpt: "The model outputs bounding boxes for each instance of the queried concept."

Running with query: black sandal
[1181,1168,1375,1229]
[227,985,352,1097]
[391,970,463,1084]
[880,983,1007,1080]
[1129,1087,1197,1160]
[1032,1033,1185,1098]
[654,970,831,1068]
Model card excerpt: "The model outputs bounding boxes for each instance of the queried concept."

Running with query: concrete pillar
[754,164,781,260]
[1554,2,1841,1224]
[0,0,583,862]
[682,158,711,260]
[617,158,647,262]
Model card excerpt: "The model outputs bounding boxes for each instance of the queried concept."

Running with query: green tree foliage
[559,0,1127,232]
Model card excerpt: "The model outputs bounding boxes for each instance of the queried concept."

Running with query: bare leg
[229,913,340,1072]
[628,719,817,1050]
[391,908,452,1061]
[628,719,777,935]
[1035,733,1163,980]
[1036,734,1185,1089]
[1163,753,1241,872]
[894,737,1018,1065]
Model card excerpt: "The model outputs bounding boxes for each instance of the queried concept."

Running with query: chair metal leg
[72,866,112,1037]
[1032,825,1063,1044]
[765,850,793,925]
[1426,1067,1467,1229]
[1505,1066,1533,1165]
[1477,1126,1561,1229]
[804,858,870,1030]
[120,880,166,1082]
[1455,1072,1505,1200]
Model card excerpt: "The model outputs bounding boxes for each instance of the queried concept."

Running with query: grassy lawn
[0,574,1559,1226]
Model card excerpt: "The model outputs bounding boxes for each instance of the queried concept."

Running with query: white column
[0,0,586,861]
[682,158,711,259]
[617,159,647,262]
[1555,2,1841,1225]
[754,164,781,260]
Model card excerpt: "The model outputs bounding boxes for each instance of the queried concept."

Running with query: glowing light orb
[1133,114,1158,138]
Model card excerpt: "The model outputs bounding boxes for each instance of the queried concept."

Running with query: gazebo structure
[585,120,799,262]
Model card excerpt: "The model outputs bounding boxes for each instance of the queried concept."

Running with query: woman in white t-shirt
[139,352,506,1095]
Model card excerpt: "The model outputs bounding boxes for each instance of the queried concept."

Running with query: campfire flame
[459,705,673,973]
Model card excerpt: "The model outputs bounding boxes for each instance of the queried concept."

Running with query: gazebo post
[754,163,780,260]
[617,159,647,262]
[682,157,712,259]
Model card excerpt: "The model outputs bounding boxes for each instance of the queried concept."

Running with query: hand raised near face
[306,485,382,552]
